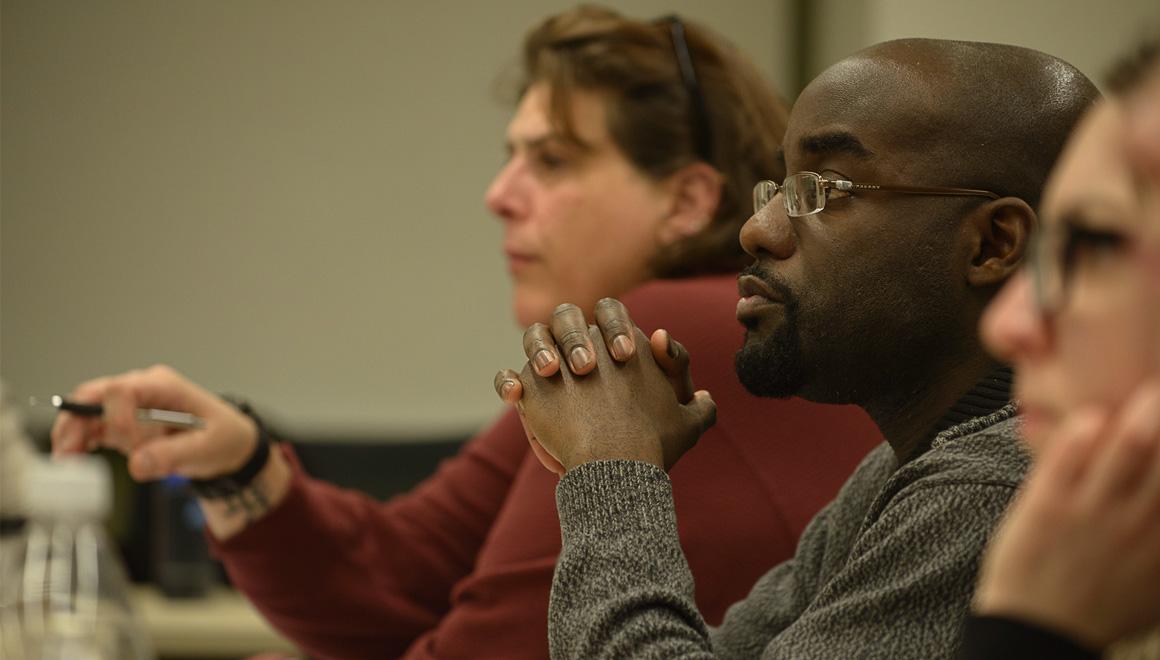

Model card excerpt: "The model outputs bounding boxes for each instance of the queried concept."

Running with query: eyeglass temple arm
[837,180,1000,199]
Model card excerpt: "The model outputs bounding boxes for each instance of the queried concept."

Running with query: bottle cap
[23,455,112,519]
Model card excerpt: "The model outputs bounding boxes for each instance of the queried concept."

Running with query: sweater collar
[934,365,1014,436]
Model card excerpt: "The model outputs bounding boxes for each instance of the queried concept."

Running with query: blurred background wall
[4,0,1158,442]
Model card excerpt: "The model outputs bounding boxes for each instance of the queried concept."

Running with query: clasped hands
[494,298,717,475]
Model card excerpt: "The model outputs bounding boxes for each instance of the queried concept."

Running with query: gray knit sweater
[550,405,1027,659]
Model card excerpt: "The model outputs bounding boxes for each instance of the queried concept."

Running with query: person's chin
[735,334,804,399]
[512,287,555,327]
[1016,406,1057,454]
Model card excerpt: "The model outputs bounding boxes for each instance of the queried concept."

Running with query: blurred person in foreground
[495,38,1099,658]
[48,7,881,659]
[962,39,1160,660]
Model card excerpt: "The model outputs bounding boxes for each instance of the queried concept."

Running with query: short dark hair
[855,39,1101,213]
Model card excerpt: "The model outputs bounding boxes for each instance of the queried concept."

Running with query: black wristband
[190,400,273,499]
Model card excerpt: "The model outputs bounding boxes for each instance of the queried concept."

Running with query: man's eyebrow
[799,131,875,160]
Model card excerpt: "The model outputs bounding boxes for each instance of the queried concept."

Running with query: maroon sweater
[211,275,883,659]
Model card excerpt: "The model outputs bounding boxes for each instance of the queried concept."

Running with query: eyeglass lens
[785,173,823,217]
[753,180,777,214]
[753,173,827,217]
[1031,229,1065,312]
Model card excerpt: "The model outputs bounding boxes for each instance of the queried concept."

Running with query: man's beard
[734,267,808,398]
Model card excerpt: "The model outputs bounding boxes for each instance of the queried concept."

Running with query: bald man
[497,39,1101,658]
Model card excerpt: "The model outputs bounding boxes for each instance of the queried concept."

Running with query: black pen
[36,395,205,429]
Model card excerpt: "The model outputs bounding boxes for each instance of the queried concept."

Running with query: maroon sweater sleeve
[209,410,529,659]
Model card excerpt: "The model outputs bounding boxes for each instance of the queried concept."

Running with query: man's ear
[964,197,1037,288]
[656,162,722,246]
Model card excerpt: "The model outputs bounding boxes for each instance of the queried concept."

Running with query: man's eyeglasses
[752,171,1000,218]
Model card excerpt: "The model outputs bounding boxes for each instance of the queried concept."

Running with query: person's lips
[504,246,540,274]
[736,274,785,320]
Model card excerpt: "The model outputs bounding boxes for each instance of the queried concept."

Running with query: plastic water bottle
[0,456,154,659]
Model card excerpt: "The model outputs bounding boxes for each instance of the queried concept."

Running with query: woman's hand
[51,364,294,539]
[52,364,258,482]
[974,381,1160,649]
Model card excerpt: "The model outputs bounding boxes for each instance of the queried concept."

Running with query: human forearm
[551,460,715,659]
[199,444,293,540]
[209,414,530,658]
[210,464,447,658]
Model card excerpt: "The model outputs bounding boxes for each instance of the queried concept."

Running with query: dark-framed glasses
[753,171,1001,218]
[1027,220,1143,314]
[1028,224,1069,314]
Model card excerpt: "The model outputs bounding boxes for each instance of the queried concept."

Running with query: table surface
[133,585,298,659]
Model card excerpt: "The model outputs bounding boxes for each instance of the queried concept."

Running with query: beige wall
[804,0,1160,89]
[0,0,794,438]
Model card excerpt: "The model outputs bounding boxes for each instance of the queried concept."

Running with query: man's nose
[739,199,796,261]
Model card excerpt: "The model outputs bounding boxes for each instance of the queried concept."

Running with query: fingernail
[570,346,592,371]
[667,333,678,359]
[500,380,516,398]
[533,350,554,373]
[611,335,633,361]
